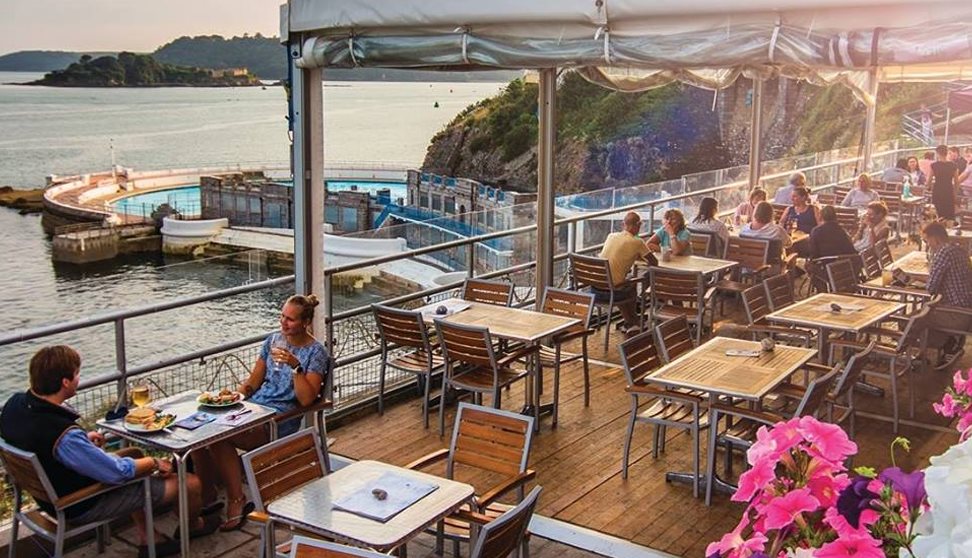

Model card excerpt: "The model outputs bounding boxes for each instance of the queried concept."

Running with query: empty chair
[407,403,535,556]
[467,485,543,558]
[619,330,708,496]
[859,247,882,280]
[289,536,389,558]
[825,258,859,293]
[653,315,695,364]
[689,232,713,257]
[372,303,444,428]
[648,267,712,343]
[874,239,894,268]
[434,320,537,435]
[538,287,596,427]
[0,441,157,558]
[241,428,330,558]
[740,284,812,346]
[715,236,771,314]
[762,273,795,311]
[569,252,641,351]
[462,278,514,307]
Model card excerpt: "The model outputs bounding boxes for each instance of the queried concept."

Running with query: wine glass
[130,382,151,408]
[271,336,288,373]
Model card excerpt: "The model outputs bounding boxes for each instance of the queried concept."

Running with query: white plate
[197,392,244,408]
[123,415,175,433]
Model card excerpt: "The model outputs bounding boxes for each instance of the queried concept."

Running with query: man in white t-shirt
[773,172,806,204]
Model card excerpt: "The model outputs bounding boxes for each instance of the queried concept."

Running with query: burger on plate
[125,407,157,427]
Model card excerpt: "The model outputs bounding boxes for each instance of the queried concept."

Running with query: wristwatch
[292,364,304,375]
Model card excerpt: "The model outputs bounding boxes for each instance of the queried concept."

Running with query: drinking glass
[881,269,894,286]
[271,337,288,373]
[131,383,151,408]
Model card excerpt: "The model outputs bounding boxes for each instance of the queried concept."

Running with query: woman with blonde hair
[841,174,880,208]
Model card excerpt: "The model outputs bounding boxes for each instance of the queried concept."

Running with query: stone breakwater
[0,186,44,214]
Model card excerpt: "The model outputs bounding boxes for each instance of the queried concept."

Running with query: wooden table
[766,293,903,362]
[646,336,816,497]
[267,460,474,553]
[98,390,276,558]
[886,250,932,280]
[655,254,738,277]
[421,299,580,423]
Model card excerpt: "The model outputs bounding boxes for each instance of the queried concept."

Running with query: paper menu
[332,472,439,523]
[418,299,470,320]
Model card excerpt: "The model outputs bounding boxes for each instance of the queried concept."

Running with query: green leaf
[854,466,877,478]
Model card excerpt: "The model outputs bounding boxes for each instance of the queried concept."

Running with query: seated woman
[733,188,767,227]
[646,208,692,255]
[740,201,793,265]
[841,174,880,208]
[853,201,891,251]
[688,197,729,256]
[906,156,926,186]
[780,187,822,235]
[195,294,329,531]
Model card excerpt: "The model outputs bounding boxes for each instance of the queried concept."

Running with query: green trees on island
[31,52,261,87]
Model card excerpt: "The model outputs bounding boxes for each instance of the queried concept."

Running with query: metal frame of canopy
[281,0,972,337]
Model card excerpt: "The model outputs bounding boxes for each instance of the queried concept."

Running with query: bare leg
[190,448,220,505]
[210,427,268,529]
[618,300,639,329]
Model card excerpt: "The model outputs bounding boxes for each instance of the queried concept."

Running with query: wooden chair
[462,278,513,307]
[859,247,882,280]
[815,192,838,206]
[834,206,860,236]
[434,320,537,435]
[467,485,542,558]
[762,273,795,311]
[406,403,536,556]
[740,284,812,346]
[653,315,694,364]
[538,287,595,427]
[648,267,713,344]
[771,203,789,223]
[874,239,894,268]
[288,536,388,558]
[825,258,859,293]
[242,428,330,558]
[0,440,157,558]
[619,330,708,496]
[688,232,713,257]
[704,366,839,505]
[715,237,771,314]
[373,303,445,428]
[569,252,641,351]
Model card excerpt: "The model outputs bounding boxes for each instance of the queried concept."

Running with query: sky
[0,0,282,55]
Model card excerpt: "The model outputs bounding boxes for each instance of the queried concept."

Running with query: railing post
[323,273,335,355]
[467,242,476,278]
[649,204,656,234]
[568,222,577,254]
[114,318,127,403]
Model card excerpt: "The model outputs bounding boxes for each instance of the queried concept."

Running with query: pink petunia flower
[814,532,883,558]
[704,514,767,558]
[734,459,776,503]
[797,416,857,464]
[807,472,848,509]
[762,488,820,530]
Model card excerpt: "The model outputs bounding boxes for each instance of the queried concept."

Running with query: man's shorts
[591,284,636,303]
[69,476,167,524]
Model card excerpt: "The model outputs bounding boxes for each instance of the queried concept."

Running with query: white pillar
[748,79,764,190]
[861,70,880,173]
[535,68,556,310]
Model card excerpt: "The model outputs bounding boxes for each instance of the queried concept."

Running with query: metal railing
[4,139,969,423]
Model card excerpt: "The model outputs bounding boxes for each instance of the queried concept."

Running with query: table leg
[174,453,190,558]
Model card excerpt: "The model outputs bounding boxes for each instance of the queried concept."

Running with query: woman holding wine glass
[194,294,329,531]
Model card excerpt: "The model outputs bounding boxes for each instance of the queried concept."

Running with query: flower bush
[706,416,925,558]
[932,369,972,439]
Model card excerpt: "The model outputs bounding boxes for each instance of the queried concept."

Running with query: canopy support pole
[535,68,556,310]
[291,50,327,339]
[748,79,764,190]
[861,70,880,173]
[944,106,951,145]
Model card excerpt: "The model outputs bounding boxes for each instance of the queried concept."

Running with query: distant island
[29,52,261,87]
[0,34,519,83]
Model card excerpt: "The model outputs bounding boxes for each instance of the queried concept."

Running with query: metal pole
[861,70,880,173]
[535,68,556,310]
[114,318,126,403]
[945,107,952,145]
[748,79,764,190]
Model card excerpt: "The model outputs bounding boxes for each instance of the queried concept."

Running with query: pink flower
[807,472,848,508]
[934,392,958,417]
[704,515,767,558]
[797,416,856,464]
[762,488,820,530]
[953,370,972,396]
[814,532,883,558]
[748,425,781,466]
[734,459,776,503]
[958,412,972,433]
[824,506,878,539]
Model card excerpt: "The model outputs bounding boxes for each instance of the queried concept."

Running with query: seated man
[919,223,972,369]
[808,206,857,259]
[0,346,219,557]
[598,211,650,333]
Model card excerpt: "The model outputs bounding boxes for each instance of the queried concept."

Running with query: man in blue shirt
[0,346,218,557]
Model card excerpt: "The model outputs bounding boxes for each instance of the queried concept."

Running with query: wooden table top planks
[423,299,580,343]
[766,293,903,332]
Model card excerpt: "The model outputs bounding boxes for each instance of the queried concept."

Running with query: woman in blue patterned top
[195,294,330,531]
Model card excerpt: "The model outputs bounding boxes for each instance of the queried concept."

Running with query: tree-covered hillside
[154,34,285,80]
[30,52,260,87]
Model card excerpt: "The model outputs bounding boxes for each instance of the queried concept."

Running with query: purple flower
[878,467,926,513]
[836,476,879,528]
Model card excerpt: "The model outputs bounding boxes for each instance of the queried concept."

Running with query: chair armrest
[748,326,813,345]
[404,448,450,470]
[478,470,537,508]
[248,510,269,524]
[770,384,807,400]
[625,384,707,406]
[274,398,334,423]
[55,472,152,510]
[450,508,493,526]
[496,345,540,367]
[709,403,782,427]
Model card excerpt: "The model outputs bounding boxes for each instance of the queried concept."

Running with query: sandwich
[125,406,157,427]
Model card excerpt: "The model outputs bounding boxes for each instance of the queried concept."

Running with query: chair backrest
[793,366,840,418]
[771,203,788,223]
[874,239,894,268]
[462,278,513,307]
[648,268,705,311]
[741,284,772,325]
[653,315,694,364]
[619,330,663,386]
[834,207,859,235]
[434,319,497,368]
[831,341,877,401]
[825,258,858,293]
[241,428,329,512]
[0,440,59,509]
[289,536,390,558]
[469,485,543,558]
[372,304,433,354]
[896,297,939,349]
[689,232,712,257]
[859,247,881,280]
[540,287,594,336]
[724,237,770,274]
[763,273,795,311]
[447,403,534,479]
[569,253,614,291]
[815,192,838,206]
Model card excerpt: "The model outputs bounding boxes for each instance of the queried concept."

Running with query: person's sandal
[172,512,221,540]
[138,536,180,558]
[219,499,255,532]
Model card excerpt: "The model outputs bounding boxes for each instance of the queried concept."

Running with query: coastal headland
[0,187,43,214]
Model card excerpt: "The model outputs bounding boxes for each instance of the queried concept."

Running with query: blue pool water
[112,180,407,217]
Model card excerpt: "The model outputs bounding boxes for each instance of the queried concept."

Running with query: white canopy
[283,0,972,101]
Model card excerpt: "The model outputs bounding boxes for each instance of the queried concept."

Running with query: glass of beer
[881,269,894,286]
[131,383,151,408]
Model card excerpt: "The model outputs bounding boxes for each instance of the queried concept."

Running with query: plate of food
[197,389,244,408]
[123,407,176,433]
